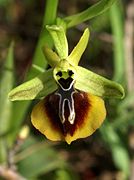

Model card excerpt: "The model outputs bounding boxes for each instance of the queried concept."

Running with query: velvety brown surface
[44,91,91,136]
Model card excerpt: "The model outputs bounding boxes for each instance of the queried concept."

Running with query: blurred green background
[0,0,134,179]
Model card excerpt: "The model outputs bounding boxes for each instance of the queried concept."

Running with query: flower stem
[27,0,59,80]
[110,2,125,83]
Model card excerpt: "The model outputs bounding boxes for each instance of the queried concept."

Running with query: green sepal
[75,66,125,99]
[67,28,90,66]
[46,25,68,59]
[42,45,60,67]
[8,69,58,101]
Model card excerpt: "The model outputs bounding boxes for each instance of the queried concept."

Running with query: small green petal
[67,28,90,66]
[75,66,125,99]
[42,45,60,67]
[46,25,68,59]
[8,69,58,101]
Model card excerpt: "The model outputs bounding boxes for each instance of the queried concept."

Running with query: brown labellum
[44,91,91,136]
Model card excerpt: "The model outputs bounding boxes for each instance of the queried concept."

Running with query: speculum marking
[55,70,76,125]
[55,79,75,124]
[45,90,90,136]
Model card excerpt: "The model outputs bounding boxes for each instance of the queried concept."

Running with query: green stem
[0,139,7,164]
[44,0,59,25]
[110,2,125,83]
[27,0,59,80]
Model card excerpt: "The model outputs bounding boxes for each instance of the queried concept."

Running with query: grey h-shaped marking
[55,81,76,124]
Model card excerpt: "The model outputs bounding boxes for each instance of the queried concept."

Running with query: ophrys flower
[8,26,124,144]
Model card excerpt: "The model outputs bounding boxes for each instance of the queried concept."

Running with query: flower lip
[31,90,106,144]
[44,91,91,136]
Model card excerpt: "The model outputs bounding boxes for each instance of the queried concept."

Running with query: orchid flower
[8,26,124,144]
